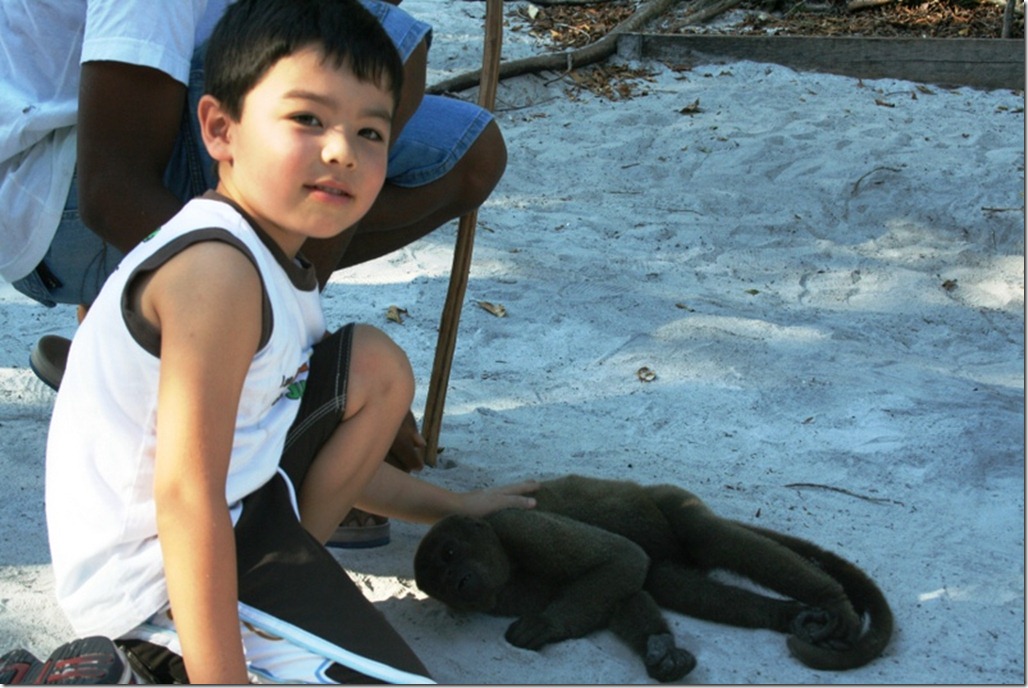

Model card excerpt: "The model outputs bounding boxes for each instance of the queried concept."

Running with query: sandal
[327,508,390,549]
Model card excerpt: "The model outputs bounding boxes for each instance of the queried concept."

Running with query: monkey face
[414,515,512,613]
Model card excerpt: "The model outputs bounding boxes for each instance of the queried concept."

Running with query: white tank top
[46,194,324,638]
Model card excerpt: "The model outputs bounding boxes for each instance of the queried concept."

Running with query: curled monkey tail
[740,523,894,670]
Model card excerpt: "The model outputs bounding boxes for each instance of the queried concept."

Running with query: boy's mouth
[307,183,351,198]
[304,180,353,199]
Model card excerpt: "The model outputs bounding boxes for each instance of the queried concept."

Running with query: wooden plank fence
[618,34,1025,90]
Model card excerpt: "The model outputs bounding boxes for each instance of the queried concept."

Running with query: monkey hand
[644,633,697,683]
[454,481,540,518]
[791,607,861,649]
[505,614,563,650]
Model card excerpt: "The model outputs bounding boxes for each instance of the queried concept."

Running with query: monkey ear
[197,94,235,164]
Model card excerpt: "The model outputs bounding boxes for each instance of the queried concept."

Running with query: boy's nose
[323,131,356,167]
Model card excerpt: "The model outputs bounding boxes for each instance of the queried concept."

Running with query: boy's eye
[360,127,386,143]
[291,113,322,127]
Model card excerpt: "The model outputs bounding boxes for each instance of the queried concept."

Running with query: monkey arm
[485,509,651,649]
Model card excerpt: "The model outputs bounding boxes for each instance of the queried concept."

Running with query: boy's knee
[351,324,415,403]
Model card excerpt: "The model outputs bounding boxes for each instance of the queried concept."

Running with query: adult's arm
[76,61,188,253]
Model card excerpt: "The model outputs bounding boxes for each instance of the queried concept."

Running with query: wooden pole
[1002,0,1015,38]
[421,0,503,466]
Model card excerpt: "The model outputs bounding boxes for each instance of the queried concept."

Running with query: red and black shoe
[0,648,40,684]
[0,637,134,684]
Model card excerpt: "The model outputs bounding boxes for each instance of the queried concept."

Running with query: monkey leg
[645,560,807,632]
[650,488,861,642]
[607,590,697,682]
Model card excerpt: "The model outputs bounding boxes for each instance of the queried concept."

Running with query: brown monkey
[415,509,698,682]
[414,475,892,680]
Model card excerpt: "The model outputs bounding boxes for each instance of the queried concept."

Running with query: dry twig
[785,482,905,506]
[428,0,692,94]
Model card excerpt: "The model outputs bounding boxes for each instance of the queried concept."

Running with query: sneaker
[0,649,39,684]
[29,334,71,391]
[0,636,134,684]
[326,508,390,549]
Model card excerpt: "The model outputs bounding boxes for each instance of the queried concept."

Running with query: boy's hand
[456,480,539,518]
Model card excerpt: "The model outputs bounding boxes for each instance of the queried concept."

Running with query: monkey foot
[645,634,696,682]
[505,615,560,651]
[791,609,857,650]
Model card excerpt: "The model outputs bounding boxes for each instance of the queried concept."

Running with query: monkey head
[414,514,512,612]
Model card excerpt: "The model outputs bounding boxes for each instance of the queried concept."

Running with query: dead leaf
[745,288,761,295]
[637,367,657,382]
[874,99,895,108]
[386,305,407,324]
[942,279,958,292]
[477,301,507,318]
[520,2,634,50]
[678,99,702,115]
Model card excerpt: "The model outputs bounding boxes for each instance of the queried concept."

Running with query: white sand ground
[0,1,1024,683]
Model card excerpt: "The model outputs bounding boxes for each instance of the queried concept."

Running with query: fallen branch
[654,0,753,33]
[429,0,711,95]
[847,0,896,11]
[785,482,905,506]
[851,165,901,197]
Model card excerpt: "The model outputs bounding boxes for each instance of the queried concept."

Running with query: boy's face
[209,46,394,255]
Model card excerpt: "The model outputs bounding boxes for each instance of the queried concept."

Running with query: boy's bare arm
[148,242,263,684]
[356,462,538,524]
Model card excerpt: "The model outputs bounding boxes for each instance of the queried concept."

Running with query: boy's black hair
[204,0,404,119]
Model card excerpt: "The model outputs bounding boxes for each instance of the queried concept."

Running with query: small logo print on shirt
[279,361,310,402]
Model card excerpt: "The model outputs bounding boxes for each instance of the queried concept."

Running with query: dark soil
[507,0,1023,100]
[516,0,1024,44]
[660,0,1025,38]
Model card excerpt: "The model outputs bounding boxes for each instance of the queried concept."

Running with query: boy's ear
[197,94,234,163]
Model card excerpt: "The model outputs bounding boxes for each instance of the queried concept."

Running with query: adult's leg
[339,118,507,268]
[303,21,508,284]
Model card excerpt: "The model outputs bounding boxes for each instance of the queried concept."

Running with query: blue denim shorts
[14,0,493,307]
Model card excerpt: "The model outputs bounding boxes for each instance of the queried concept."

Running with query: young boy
[26,0,535,683]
